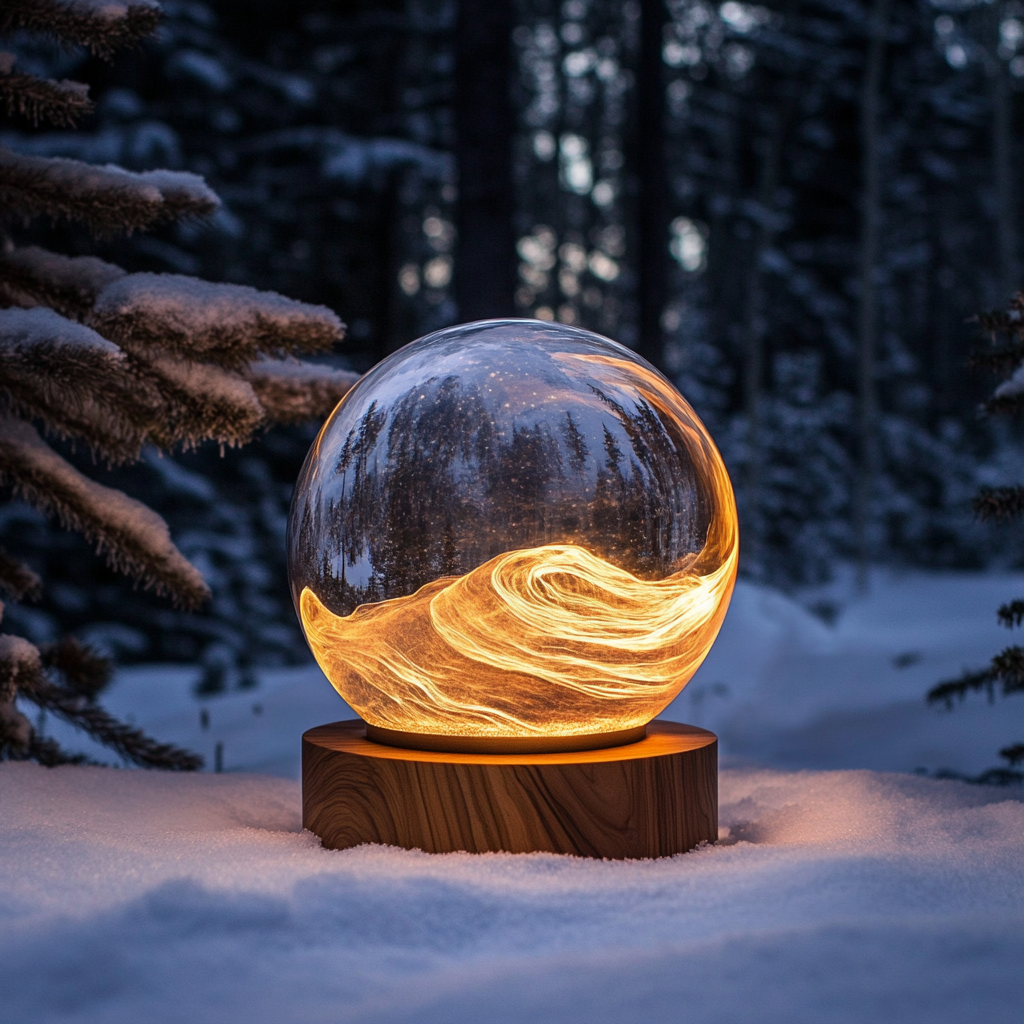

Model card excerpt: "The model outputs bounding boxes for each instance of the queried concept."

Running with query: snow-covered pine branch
[90,273,345,368]
[0,632,201,768]
[987,362,1024,416]
[0,547,42,601]
[0,632,38,752]
[134,169,220,221]
[133,354,265,448]
[0,52,94,127]
[0,245,126,319]
[0,306,152,462]
[0,148,219,234]
[22,667,204,768]
[40,635,111,700]
[0,1,354,768]
[0,417,210,608]
[0,0,162,61]
[247,357,359,424]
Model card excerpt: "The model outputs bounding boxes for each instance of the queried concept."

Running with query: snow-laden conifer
[929,295,1024,780]
[0,0,351,768]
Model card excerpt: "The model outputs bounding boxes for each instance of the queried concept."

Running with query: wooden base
[302,719,717,859]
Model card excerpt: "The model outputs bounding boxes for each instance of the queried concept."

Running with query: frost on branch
[0,306,150,462]
[0,148,218,234]
[135,170,220,221]
[0,0,353,768]
[247,357,359,424]
[0,417,210,609]
[134,354,265,448]
[90,273,346,368]
[0,53,94,127]
[0,0,162,61]
[0,245,126,319]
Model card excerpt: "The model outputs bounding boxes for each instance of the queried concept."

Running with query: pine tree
[927,293,1024,782]
[0,0,357,768]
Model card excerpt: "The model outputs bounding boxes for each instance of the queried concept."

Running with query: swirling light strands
[298,352,738,740]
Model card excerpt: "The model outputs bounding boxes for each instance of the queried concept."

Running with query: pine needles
[930,296,1024,780]
[0,0,352,769]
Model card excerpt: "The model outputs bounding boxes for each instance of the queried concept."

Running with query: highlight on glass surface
[287,319,739,753]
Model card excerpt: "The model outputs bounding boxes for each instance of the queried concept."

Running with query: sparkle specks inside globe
[287,319,738,751]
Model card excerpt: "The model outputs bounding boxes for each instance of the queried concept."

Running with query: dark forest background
[3,0,1024,690]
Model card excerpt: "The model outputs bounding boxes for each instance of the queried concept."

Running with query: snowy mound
[1,762,1021,1024]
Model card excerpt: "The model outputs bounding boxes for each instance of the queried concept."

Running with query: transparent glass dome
[288,319,738,752]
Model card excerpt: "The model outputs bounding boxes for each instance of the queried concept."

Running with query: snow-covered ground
[4,569,1024,1022]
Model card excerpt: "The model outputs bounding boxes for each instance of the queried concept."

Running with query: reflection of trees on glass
[296,371,710,615]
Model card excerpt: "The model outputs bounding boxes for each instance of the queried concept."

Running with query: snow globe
[292,319,736,858]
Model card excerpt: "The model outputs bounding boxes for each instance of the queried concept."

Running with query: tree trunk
[454,0,516,322]
[991,4,1018,303]
[854,0,891,594]
[373,176,399,362]
[742,97,789,564]
[636,0,669,369]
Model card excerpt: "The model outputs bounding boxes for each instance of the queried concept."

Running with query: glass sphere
[288,319,738,750]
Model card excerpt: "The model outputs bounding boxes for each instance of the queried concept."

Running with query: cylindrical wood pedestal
[302,719,717,859]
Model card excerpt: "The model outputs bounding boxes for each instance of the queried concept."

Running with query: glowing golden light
[290,322,739,749]
[301,541,735,739]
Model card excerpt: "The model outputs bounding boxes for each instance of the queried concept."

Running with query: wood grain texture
[302,719,717,859]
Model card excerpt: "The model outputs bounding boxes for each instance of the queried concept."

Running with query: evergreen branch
[134,169,219,221]
[998,600,1024,629]
[0,546,41,601]
[0,418,211,608]
[984,392,1024,417]
[970,766,1024,786]
[25,732,95,765]
[131,353,265,448]
[927,668,995,708]
[0,632,40,755]
[21,673,202,769]
[39,636,111,700]
[91,273,344,369]
[0,245,126,320]
[976,308,1022,341]
[0,305,266,457]
[990,645,1024,695]
[0,698,32,754]
[247,358,359,424]
[0,149,217,235]
[973,485,1024,522]
[968,344,1024,375]
[0,0,162,61]
[0,69,93,127]
[0,305,152,462]
[0,146,163,233]
[1001,743,1024,767]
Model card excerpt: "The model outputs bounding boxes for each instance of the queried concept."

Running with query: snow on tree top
[90,273,345,367]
